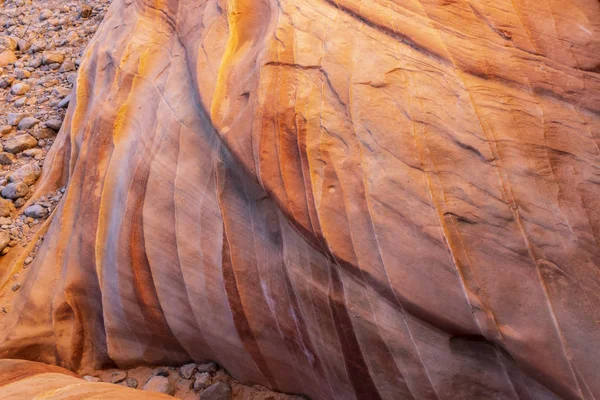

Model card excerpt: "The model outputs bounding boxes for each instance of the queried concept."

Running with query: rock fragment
[44,118,63,131]
[0,199,14,217]
[120,377,138,388]
[197,362,218,374]
[0,153,15,165]
[193,372,211,391]
[110,370,127,384]
[2,182,29,200]
[24,205,48,219]
[0,231,10,252]
[143,376,175,396]
[200,382,232,400]
[180,363,197,379]
[9,163,42,185]
[4,134,37,153]
[42,51,65,65]
[0,50,17,67]
[7,113,29,126]
[17,117,40,130]
[10,82,30,96]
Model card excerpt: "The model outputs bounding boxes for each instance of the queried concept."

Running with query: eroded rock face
[0,0,598,399]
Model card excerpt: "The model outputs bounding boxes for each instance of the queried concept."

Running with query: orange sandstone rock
[0,0,599,399]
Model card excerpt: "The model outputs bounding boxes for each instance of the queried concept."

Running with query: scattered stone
[200,382,232,400]
[42,51,65,65]
[7,113,29,126]
[28,56,42,68]
[58,95,71,108]
[83,375,102,383]
[119,377,138,389]
[9,163,42,185]
[0,199,14,217]
[0,231,10,252]
[193,372,211,391]
[16,39,30,52]
[14,198,25,208]
[0,37,17,51]
[4,134,38,153]
[173,375,194,392]
[110,370,127,384]
[180,363,198,379]
[45,118,63,131]
[143,376,175,396]
[17,116,40,130]
[0,50,17,67]
[197,362,218,374]
[14,69,31,79]
[30,40,46,54]
[79,5,93,18]
[0,153,15,165]
[0,125,12,135]
[10,82,30,95]
[33,128,54,140]
[53,87,71,98]
[24,256,33,265]
[2,182,29,200]
[39,9,54,21]
[11,282,21,292]
[60,60,76,72]
[23,148,44,159]
[24,205,49,219]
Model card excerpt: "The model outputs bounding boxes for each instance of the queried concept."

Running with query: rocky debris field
[0,0,109,255]
[85,361,306,400]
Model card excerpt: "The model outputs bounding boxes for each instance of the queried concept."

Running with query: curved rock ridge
[0,0,599,399]
[0,359,173,399]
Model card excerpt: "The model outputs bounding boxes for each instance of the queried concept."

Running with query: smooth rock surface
[0,0,598,400]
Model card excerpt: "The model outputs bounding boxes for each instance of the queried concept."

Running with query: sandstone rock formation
[1,0,599,399]
[0,359,174,399]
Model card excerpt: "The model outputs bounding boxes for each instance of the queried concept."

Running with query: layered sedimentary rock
[0,0,599,399]
[0,359,172,399]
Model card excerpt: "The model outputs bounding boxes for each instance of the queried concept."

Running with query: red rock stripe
[328,266,383,400]
[220,217,279,391]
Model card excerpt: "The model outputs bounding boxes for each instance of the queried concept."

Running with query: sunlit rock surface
[1,0,599,399]
[0,359,173,399]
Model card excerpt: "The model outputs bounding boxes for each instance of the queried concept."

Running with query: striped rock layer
[1,0,599,399]
[0,359,173,399]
